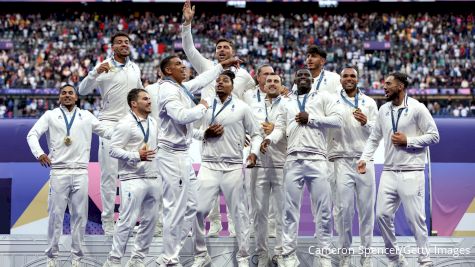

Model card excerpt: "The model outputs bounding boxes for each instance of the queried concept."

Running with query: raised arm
[160,85,208,125]
[182,0,214,74]
[182,63,223,94]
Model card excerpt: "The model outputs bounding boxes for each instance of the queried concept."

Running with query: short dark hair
[59,84,77,95]
[220,70,235,84]
[267,72,283,84]
[257,64,273,76]
[340,65,359,76]
[127,88,148,108]
[306,45,327,59]
[389,72,409,89]
[111,32,130,44]
[215,38,234,50]
[159,55,179,76]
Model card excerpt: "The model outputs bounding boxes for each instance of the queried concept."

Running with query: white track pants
[334,158,375,254]
[45,171,88,261]
[99,121,118,224]
[158,149,198,265]
[252,167,284,256]
[108,178,161,262]
[282,159,332,257]
[193,166,250,261]
[376,170,432,264]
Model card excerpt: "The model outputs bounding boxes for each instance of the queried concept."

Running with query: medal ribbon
[130,111,150,143]
[340,89,359,109]
[211,97,233,124]
[163,77,199,105]
[264,97,281,123]
[391,95,409,133]
[60,107,77,137]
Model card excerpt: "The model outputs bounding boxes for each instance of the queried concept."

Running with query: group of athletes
[26,1,440,267]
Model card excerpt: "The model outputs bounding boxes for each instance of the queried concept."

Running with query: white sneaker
[237,258,249,267]
[319,257,332,267]
[102,259,121,267]
[419,263,433,267]
[102,220,115,236]
[72,259,80,267]
[339,255,350,267]
[126,258,145,267]
[228,222,236,237]
[282,253,299,267]
[46,258,57,267]
[361,257,373,267]
[257,254,269,267]
[207,221,222,237]
[191,254,212,267]
[268,226,276,238]
[154,223,163,237]
[388,254,409,267]
[272,255,284,267]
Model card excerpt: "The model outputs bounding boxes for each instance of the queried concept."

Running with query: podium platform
[1,235,475,267]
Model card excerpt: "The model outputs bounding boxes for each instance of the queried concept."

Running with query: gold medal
[142,143,149,150]
[353,108,360,114]
[64,136,72,146]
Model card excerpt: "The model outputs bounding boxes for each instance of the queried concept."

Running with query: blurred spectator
[0,11,474,118]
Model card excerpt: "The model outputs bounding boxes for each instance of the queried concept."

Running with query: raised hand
[182,0,195,25]
[96,62,111,74]
[220,57,243,69]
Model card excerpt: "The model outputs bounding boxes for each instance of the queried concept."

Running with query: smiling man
[103,88,160,267]
[358,72,440,267]
[261,68,342,267]
[155,55,241,267]
[191,70,262,267]
[26,85,111,267]
[327,66,378,267]
[78,32,143,235]
[247,73,287,267]
[182,0,255,101]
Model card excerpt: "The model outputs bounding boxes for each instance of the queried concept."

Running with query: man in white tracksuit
[155,55,241,266]
[247,73,287,267]
[243,64,278,240]
[327,67,378,267]
[182,0,256,237]
[145,79,164,237]
[103,89,160,267]
[291,45,342,235]
[26,85,111,267]
[261,68,342,267]
[191,70,262,267]
[358,72,440,267]
[78,32,143,235]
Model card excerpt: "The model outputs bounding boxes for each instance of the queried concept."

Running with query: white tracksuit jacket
[181,23,255,100]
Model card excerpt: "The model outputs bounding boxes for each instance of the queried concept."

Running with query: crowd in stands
[0,10,474,118]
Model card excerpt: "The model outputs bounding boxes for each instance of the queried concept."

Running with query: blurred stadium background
[0,0,474,118]
[1,1,475,266]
